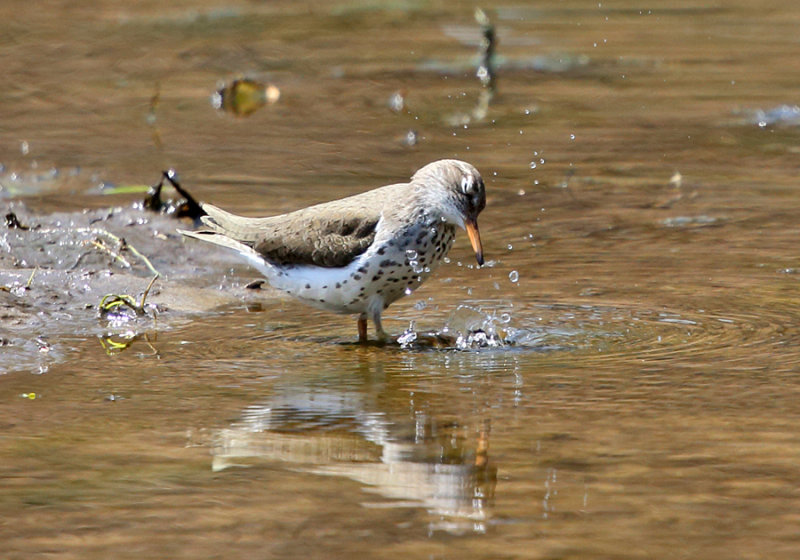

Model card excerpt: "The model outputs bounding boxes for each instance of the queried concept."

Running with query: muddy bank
[0,200,275,374]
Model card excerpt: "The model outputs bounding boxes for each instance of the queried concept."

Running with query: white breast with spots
[266,219,457,315]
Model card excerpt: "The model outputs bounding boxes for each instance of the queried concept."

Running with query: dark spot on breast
[358,266,368,273]
[305,284,310,289]
[353,274,361,280]
[336,282,341,288]
[377,247,386,255]
[379,259,397,267]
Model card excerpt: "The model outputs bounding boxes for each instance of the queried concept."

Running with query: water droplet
[507,244,513,250]
[518,189,526,196]
[569,133,576,140]
[500,313,511,324]
[388,91,405,112]
[529,162,537,169]
[397,323,418,347]
[509,270,519,283]
[404,287,413,295]
[20,141,29,155]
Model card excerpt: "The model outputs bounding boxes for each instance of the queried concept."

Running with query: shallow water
[4,1,800,558]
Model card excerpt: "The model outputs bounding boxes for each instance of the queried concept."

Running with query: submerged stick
[89,239,132,269]
[475,8,497,94]
[25,267,37,289]
[82,228,160,277]
[98,273,160,318]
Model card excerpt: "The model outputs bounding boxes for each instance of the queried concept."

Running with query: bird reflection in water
[211,387,496,533]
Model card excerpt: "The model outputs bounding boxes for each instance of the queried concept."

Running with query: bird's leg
[357,313,368,343]
[371,310,388,342]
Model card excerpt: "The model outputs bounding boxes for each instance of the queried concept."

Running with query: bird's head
[412,159,486,265]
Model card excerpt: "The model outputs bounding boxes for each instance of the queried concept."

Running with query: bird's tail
[179,202,282,277]
[178,227,276,277]
[198,202,269,242]
[177,228,253,255]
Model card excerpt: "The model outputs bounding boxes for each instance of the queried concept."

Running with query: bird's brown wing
[198,190,390,268]
[252,211,379,267]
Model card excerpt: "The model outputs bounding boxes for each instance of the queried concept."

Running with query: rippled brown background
[4,1,800,558]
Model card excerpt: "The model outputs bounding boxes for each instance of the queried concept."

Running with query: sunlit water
[4,1,800,558]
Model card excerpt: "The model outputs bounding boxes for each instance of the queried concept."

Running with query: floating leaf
[211,78,280,116]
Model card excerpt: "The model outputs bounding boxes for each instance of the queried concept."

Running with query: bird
[178,159,486,342]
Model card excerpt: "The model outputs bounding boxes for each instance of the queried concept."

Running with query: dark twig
[144,169,206,221]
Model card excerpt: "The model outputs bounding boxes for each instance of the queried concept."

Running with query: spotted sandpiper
[179,159,486,342]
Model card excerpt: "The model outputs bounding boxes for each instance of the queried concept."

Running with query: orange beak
[465,218,484,266]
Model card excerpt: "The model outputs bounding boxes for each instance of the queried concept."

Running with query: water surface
[4,1,800,558]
